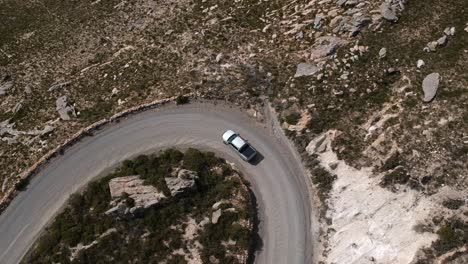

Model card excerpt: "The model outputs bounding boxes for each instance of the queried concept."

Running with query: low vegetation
[416,218,468,263]
[23,148,254,264]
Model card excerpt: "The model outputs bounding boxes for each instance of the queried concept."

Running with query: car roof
[231,136,247,149]
[222,130,236,142]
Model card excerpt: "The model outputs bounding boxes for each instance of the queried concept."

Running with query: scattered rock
[164,169,198,196]
[48,81,71,92]
[380,3,398,22]
[422,73,440,102]
[379,48,387,59]
[310,36,349,61]
[24,85,33,94]
[215,53,223,63]
[424,41,438,52]
[12,103,22,113]
[306,130,337,155]
[26,125,55,136]
[294,63,320,77]
[211,209,222,224]
[386,67,399,75]
[111,88,119,95]
[56,96,76,120]
[314,15,323,30]
[437,35,447,46]
[105,201,129,216]
[212,201,225,210]
[443,27,455,36]
[0,75,14,96]
[417,59,425,69]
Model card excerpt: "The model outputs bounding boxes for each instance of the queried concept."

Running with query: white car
[222,130,257,161]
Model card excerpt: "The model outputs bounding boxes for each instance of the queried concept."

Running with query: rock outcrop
[165,169,198,196]
[106,175,166,216]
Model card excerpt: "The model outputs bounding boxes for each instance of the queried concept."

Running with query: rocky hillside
[22,148,254,263]
[1,0,467,263]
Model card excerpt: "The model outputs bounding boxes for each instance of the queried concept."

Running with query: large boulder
[422,73,440,102]
[165,169,198,196]
[108,175,166,209]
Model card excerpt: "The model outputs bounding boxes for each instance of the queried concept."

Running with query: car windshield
[228,134,237,142]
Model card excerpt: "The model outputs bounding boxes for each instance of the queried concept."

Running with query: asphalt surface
[0,102,313,264]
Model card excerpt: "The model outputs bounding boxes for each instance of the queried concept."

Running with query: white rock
[215,53,223,63]
[379,48,387,59]
[443,27,455,36]
[424,41,438,52]
[437,35,447,46]
[211,209,222,224]
[416,59,425,69]
[212,201,224,210]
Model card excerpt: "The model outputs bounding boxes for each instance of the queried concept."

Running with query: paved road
[0,102,314,264]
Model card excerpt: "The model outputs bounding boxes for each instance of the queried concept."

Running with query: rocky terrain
[1,0,467,263]
[23,148,254,263]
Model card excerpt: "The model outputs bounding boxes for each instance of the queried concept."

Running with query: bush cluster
[23,148,253,264]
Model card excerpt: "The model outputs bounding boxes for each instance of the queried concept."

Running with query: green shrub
[15,177,30,191]
[175,95,189,105]
[380,166,410,188]
[311,166,337,201]
[442,199,464,210]
[24,148,253,264]
[432,219,467,255]
[284,112,301,125]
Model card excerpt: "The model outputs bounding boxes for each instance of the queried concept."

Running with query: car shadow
[248,150,264,166]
